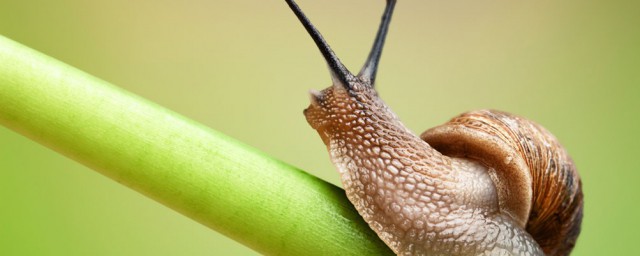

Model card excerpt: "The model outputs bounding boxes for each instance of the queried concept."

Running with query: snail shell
[285,0,583,254]
[422,110,583,255]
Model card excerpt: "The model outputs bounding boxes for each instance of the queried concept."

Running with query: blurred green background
[1,0,638,255]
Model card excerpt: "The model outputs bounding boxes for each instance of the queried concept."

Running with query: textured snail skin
[304,78,581,255]
[422,110,583,255]
[290,0,583,253]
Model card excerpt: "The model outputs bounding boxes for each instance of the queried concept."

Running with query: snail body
[286,0,583,255]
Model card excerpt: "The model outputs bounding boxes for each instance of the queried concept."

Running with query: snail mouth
[303,89,329,125]
[303,90,322,120]
[303,90,332,146]
[303,107,331,146]
[303,105,322,129]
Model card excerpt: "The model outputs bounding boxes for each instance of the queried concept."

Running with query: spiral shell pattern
[421,110,583,256]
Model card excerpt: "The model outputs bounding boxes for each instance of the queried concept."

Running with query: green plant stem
[0,35,393,255]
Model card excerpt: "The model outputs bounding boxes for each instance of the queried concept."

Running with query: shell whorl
[421,110,583,256]
[285,0,582,253]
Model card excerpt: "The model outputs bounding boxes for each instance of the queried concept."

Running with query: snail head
[287,0,396,144]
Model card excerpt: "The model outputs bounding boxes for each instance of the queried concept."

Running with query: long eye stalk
[285,0,396,88]
[285,0,352,87]
[359,0,396,86]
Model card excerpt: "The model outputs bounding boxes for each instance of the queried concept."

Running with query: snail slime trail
[285,0,583,255]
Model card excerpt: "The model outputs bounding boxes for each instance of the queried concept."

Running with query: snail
[285,0,583,255]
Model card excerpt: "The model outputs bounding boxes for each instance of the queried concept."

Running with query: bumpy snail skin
[422,110,583,255]
[287,0,582,254]
[305,84,544,255]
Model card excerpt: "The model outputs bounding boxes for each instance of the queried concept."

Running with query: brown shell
[420,110,583,256]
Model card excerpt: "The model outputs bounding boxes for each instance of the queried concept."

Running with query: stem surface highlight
[0,35,393,256]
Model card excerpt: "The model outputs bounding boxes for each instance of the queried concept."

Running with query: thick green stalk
[0,35,393,255]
